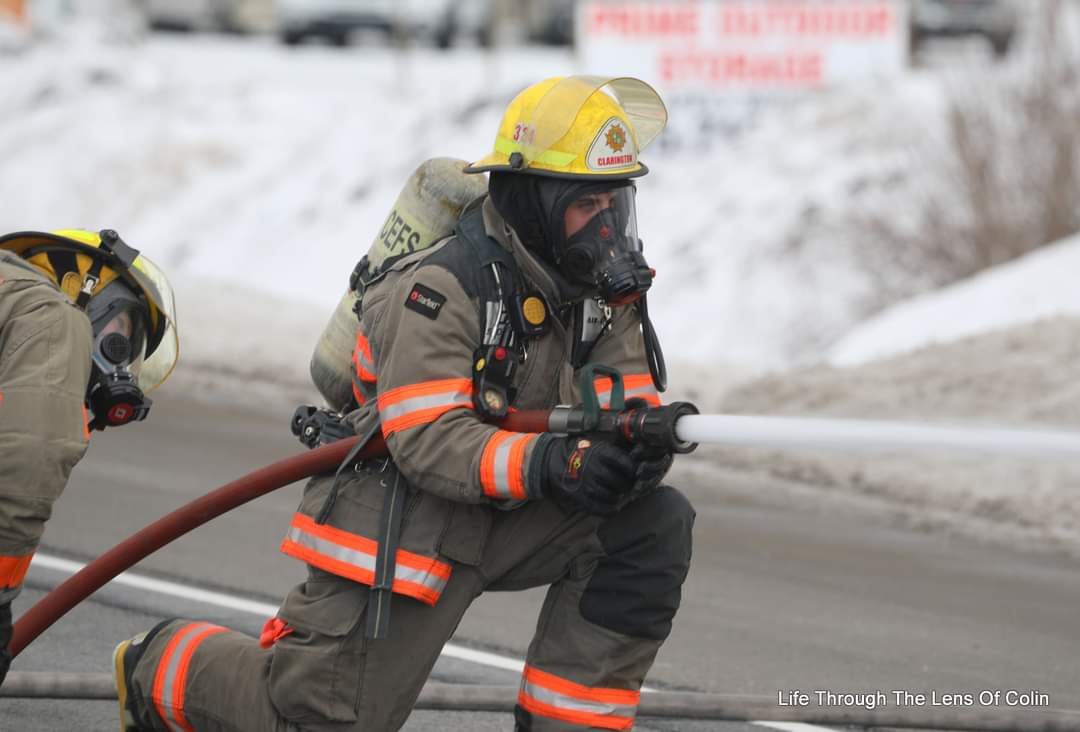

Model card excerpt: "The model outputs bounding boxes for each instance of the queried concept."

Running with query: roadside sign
[0,0,26,25]
[576,0,910,146]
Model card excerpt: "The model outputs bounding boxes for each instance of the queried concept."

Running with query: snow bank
[829,231,1080,366]
[719,317,1080,556]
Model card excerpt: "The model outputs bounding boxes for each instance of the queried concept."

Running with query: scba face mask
[556,184,653,306]
[85,280,152,430]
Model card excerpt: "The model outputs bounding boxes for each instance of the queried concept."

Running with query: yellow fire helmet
[0,228,180,393]
[465,75,668,180]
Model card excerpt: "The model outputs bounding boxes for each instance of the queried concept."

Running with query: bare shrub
[851,0,1080,308]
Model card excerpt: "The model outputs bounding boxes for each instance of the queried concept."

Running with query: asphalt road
[4,389,1080,731]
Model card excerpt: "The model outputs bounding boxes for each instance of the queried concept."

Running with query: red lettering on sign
[588,2,700,37]
[715,2,894,38]
[659,51,825,87]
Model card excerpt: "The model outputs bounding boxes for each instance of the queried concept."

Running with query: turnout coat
[0,253,92,604]
[279,196,662,610]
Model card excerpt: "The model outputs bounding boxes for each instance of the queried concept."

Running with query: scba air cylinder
[310,158,488,411]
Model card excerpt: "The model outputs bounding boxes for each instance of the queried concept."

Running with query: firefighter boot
[113,619,173,732]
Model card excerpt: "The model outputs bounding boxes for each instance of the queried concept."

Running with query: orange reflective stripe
[0,553,33,589]
[377,378,473,436]
[480,431,538,500]
[518,666,639,731]
[153,622,227,732]
[523,666,640,705]
[81,403,90,441]
[592,373,661,408]
[351,378,366,407]
[351,329,378,406]
[353,330,377,383]
[172,625,227,731]
[517,692,635,731]
[378,377,473,406]
[281,513,452,606]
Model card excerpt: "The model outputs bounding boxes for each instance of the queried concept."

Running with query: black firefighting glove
[290,406,355,449]
[542,436,639,516]
[628,443,674,497]
[622,398,675,498]
[0,601,12,687]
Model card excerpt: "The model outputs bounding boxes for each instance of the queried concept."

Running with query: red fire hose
[10,433,373,657]
[10,410,561,658]
[12,393,700,657]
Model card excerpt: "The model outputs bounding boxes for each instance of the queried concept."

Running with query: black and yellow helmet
[0,228,179,393]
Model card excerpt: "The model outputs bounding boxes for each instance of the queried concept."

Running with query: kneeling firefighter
[115,76,695,732]
[0,229,178,686]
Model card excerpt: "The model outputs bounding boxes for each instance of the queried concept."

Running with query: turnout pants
[127,486,694,731]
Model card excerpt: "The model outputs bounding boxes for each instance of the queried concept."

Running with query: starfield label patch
[404,283,446,320]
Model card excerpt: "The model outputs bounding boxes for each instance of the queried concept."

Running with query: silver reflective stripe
[356,351,376,375]
[286,525,448,596]
[379,388,472,423]
[159,623,214,732]
[520,678,638,719]
[351,371,368,401]
[394,561,449,595]
[491,433,530,499]
[625,385,656,399]
[597,384,656,407]
[355,338,376,376]
[285,525,376,574]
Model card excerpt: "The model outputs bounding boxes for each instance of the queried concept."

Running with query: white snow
[828,231,1080,366]
[0,32,953,384]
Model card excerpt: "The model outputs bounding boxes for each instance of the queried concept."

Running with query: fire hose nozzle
[615,401,700,454]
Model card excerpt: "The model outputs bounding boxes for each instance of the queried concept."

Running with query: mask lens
[613,186,639,252]
[559,185,651,303]
[92,305,146,372]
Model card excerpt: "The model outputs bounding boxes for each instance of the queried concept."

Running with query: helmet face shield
[128,252,178,393]
[521,76,667,169]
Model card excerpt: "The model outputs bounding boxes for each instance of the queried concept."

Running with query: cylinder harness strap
[366,467,406,639]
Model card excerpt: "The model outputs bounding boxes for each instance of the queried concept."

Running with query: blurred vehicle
[275,0,491,47]
[910,0,1018,57]
[434,1,493,48]
[277,0,393,45]
[526,0,574,46]
[144,0,274,34]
